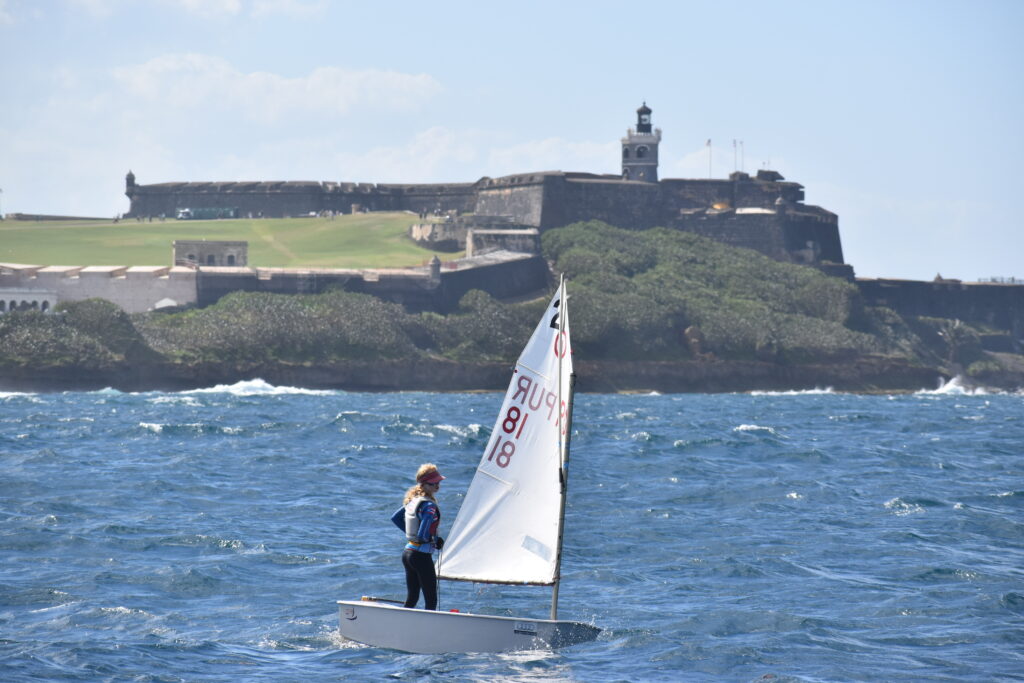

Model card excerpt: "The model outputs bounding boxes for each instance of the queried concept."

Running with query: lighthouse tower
[621,102,661,182]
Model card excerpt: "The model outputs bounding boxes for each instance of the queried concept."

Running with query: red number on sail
[553,330,568,358]
[487,437,516,468]
[502,407,521,434]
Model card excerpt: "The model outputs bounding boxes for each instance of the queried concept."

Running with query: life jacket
[404,495,439,544]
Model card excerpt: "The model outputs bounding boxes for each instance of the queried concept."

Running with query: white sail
[438,282,573,585]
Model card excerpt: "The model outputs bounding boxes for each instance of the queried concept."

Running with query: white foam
[884,497,925,516]
[915,376,989,396]
[148,395,202,406]
[734,424,777,434]
[749,387,834,396]
[0,392,44,403]
[436,423,483,438]
[183,378,335,396]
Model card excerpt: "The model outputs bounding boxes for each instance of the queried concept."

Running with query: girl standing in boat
[394,463,445,610]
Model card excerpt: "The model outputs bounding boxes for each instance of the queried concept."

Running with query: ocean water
[1,379,1021,682]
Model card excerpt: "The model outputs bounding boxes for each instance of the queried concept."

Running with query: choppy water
[1,379,1022,682]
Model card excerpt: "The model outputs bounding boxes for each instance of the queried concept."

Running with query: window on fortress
[623,148,630,159]
[227,255,236,266]
[207,255,215,265]
[0,301,5,312]
[636,146,648,159]
[41,301,49,312]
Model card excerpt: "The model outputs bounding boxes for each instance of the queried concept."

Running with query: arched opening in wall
[187,254,196,263]
[636,146,648,159]
[227,255,236,266]
[30,301,39,310]
[623,169,631,180]
[8,301,15,311]
[41,301,50,312]
[0,301,5,312]
[207,255,215,265]
[623,148,630,159]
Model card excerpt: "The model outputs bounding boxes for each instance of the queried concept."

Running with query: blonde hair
[403,462,441,505]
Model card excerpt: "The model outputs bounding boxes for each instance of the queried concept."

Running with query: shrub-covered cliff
[1,222,1020,392]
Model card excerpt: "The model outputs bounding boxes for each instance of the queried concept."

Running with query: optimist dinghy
[338,278,600,653]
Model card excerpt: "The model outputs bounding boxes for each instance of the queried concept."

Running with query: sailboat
[337,277,600,653]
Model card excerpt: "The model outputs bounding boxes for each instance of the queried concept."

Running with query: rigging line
[516,360,551,381]
[476,467,514,487]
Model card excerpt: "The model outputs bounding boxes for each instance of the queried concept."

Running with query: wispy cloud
[251,0,326,18]
[167,0,243,17]
[0,0,15,24]
[486,138,618,177]
[64,0,324,19]
[112,54,441,122]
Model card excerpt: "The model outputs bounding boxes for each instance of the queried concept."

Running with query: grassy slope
[0,213,461,268]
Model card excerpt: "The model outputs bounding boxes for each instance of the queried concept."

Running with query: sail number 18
[487,406,528,468]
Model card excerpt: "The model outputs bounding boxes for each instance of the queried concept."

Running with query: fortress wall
[540,177,661,230]
[409,222,465,251]
[857,278,1024,339]
[732,180,805,207]
[777,209,844,264]
[193,254,546,313]
[321,185,403,214]
[1,265,197,312]
[660,179,736,209]
[466,229,540,257]
[437,254,551,313]
[383,183,478,215]
[660,177,804,212]
[129,180,481,219]
[675,212,791,261]
[667,206,842,266]
[474,182,546,227]
[129,182,326,218]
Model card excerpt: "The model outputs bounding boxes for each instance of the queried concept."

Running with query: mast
[550,277,576,621]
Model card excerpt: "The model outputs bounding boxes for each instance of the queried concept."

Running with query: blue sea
[1,379,1021,682]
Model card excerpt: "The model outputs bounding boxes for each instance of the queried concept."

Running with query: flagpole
[707,139,712,179]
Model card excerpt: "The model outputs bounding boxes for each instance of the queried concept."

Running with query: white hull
[337,600,600,654]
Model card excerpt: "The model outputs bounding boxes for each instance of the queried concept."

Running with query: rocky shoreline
[2,355,1009,394]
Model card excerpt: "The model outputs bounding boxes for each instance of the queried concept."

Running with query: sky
[1,0,1022,281]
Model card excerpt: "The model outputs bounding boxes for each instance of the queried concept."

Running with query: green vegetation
[545,222,882,362]
[1,220,1015,389]
[0,213,459,268]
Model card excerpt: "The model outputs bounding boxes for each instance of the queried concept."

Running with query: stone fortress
[2,104,1021,350]
[124,104,847,276]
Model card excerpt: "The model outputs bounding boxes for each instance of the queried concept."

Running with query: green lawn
[0,213,460,268]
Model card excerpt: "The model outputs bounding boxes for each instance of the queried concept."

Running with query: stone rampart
[540,176,662,230]
[473,176,549,227]
[2,250,550,316]
[127,178,480,219]
[125,168,842,268]
[857,278,1024,347]
[0,263,197,313]
[194,252,548,313]
[173,240,248,267]
[466,229,540,257]
[672,205,843,265]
